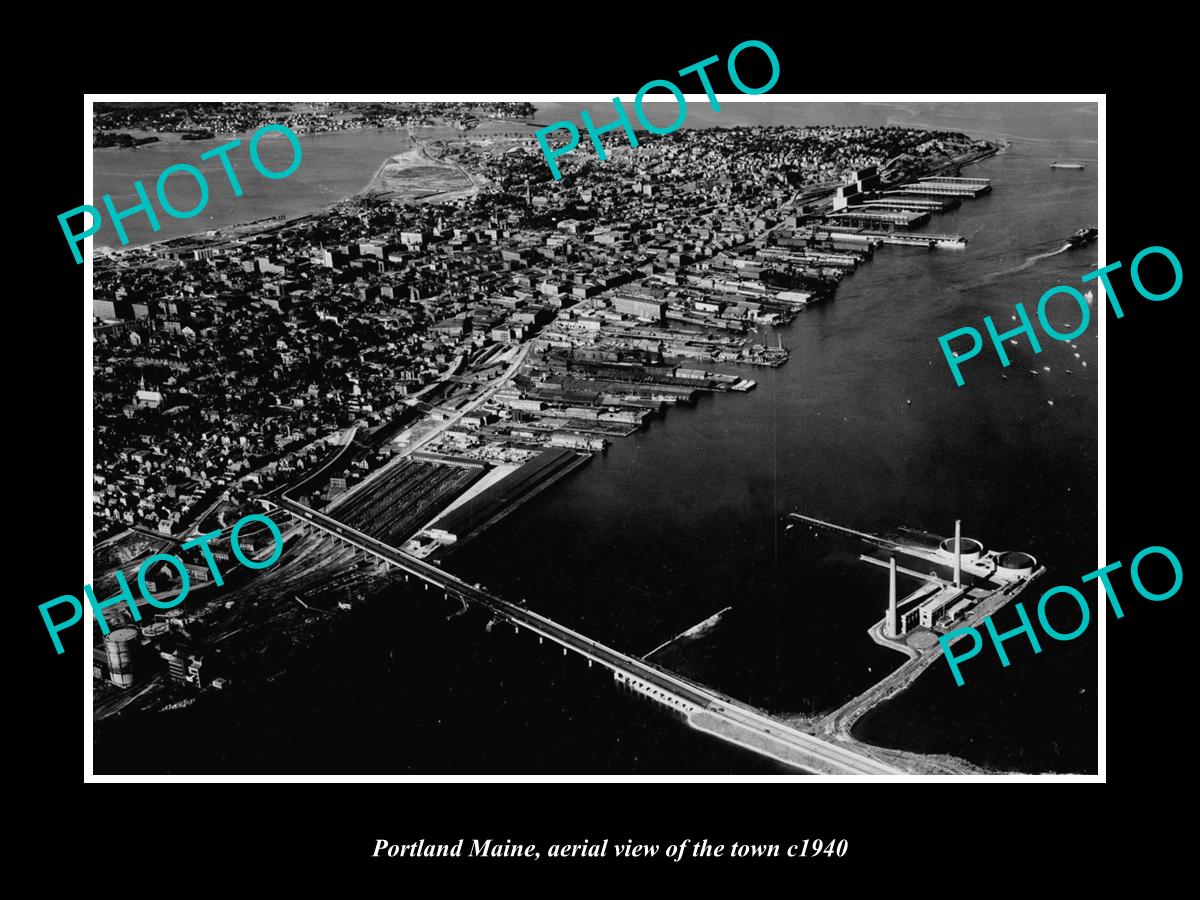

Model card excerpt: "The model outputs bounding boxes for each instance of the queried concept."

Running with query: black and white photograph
[76,93,1107,778]
[12,12,1196,879]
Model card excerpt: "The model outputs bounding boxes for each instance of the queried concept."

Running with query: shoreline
[826,568,1047,774]
[93,126,419,255]
[94,133,471,256]
[92,116,536,150]
[95,164,393,257]
[360,139,478,202]
[88,114,1096,774]
[91,126,1001,259]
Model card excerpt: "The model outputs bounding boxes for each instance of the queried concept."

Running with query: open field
[363,143,474,201]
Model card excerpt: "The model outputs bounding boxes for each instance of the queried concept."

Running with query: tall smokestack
[954,519,962,587]
[887,556,898,638]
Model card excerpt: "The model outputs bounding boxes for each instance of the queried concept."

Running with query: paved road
[310,342,536,513]
[270,496,902,776]
[395,341,534,460]
[262,426,359,505]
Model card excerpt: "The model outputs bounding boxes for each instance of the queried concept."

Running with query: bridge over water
[262,495,903,776]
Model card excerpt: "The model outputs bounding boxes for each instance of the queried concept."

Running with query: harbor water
[93,103,1098,774]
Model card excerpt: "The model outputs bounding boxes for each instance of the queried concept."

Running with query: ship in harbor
[1068,225,1098,248]
[1051,161,1085,169]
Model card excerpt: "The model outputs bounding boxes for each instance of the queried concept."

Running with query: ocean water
[91,120,523,250]
[449,102,1099,771]
[93,102,1098,774]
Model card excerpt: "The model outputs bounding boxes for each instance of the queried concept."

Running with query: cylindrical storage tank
[105,627,139,689]
[939,537,984,562]
[996,551,1037,577]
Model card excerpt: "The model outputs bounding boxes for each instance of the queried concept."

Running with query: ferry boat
[1068,225,1098,247]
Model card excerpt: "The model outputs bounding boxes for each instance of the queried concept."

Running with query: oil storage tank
[996,551,1037,578]
[105,627,140,689]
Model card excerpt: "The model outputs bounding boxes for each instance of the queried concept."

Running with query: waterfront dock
[807,224,965,249]
[865,231,967,249]
[787,511,1042,748]
[902,175,993,197]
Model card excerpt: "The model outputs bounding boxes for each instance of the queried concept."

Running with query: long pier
[866,231,967,248]
[900,176,992,198]
[812,227,965,250]
[788,512,898,548]
[264,496,903,776]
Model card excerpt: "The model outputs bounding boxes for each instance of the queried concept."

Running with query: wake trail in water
[642,606,732,660]
[986,243,1072,280]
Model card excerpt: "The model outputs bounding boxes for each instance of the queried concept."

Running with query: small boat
[1030,370,1039,375]
[1068,225,1098,248]
[1009,339,1018,346]
[1048,400,1055,406]
[1043,365,1051,372]
[906,399,912,405]
[1001,374,1009,381]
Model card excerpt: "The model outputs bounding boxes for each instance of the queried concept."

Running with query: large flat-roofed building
[832,184,860,212]
[891,582,972,633]
[917,584,971,629]
[864,195,957,212]
[900,176,992,198]
[897,583,939,634]
[827,208,930,231]
[851,166,881,192]
[832,167,882,211]
[613,296,666,323]
[432,317,470,336]
[94,298,132,319]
